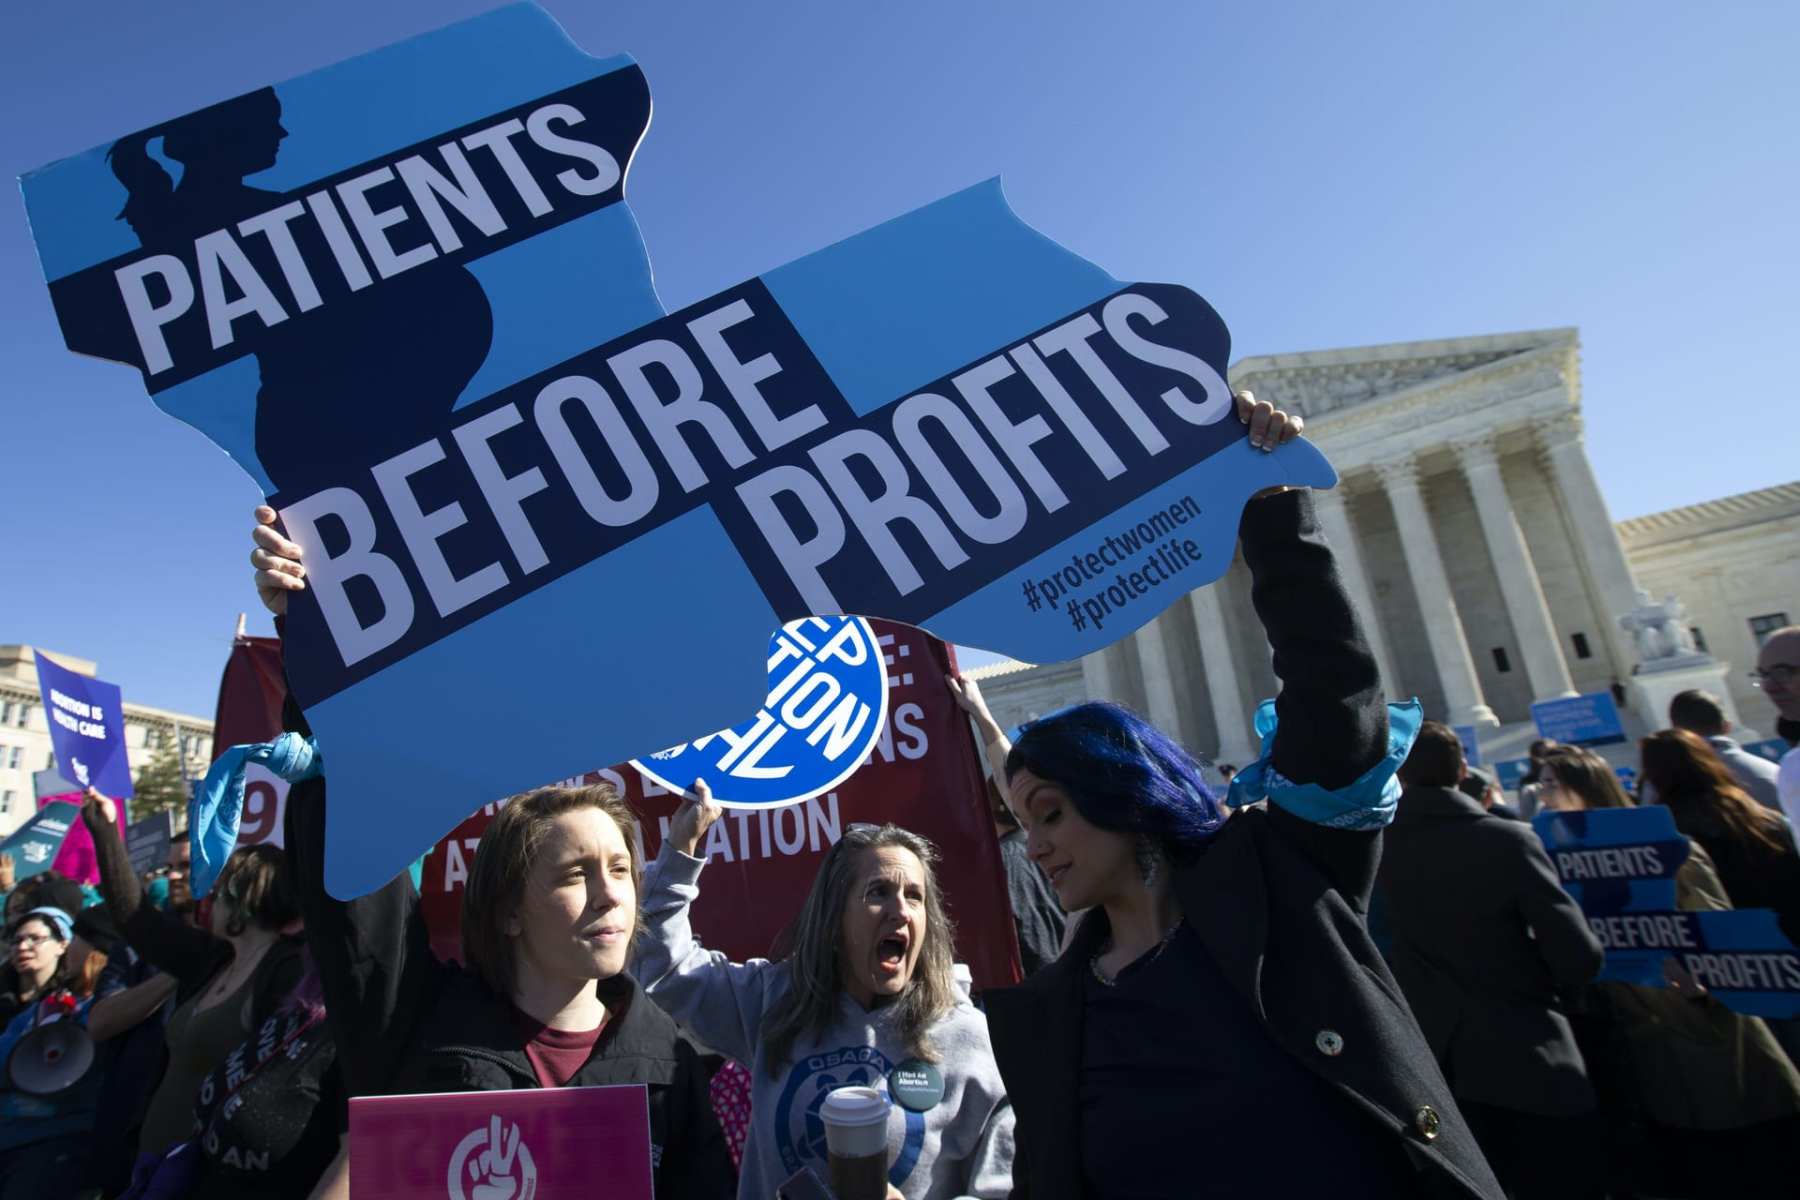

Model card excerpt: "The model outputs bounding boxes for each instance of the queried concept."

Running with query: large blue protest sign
[22,4,662,496]
[1535,807,1800,1018]
[271,182,1329,895]
[25,7,1331,897]
[0,804,81,883]
[32,653,133,800]
[1530,692,1626,747]
[632,617,888,808]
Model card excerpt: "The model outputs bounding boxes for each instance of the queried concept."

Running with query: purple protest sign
[32,651,134,800]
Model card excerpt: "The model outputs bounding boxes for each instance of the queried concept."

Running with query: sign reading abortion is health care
[1535,806,1800,1018]
[32,652,133,800]
[25,5,1331,896]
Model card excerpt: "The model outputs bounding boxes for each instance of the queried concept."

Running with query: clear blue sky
[3,2,1795,718]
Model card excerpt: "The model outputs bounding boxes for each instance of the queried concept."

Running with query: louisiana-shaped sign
[632,616,888,807]
[21,4,663,496]
[24,6,1333,896]
[1536,807,1800,1018]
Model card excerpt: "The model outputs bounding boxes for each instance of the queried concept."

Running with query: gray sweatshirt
[633,844,1016,1200]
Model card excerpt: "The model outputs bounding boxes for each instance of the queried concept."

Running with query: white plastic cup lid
[820,1086,891,1157]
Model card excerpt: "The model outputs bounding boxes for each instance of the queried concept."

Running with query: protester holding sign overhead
[984,394,1503,1200]
[637,783,1015,1200]
[78,789,348,1200]
[249,509,732,1197]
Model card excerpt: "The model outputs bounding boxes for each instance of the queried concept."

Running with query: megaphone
[6,1022,95,1097]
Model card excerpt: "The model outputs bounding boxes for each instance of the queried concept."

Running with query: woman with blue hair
[979,393,1504,1199]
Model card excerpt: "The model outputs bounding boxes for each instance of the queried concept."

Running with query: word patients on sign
[25,4,1333,896]
[1535,807,1800,1017]
[633,616,887,807]
[23,4,662,498]
[32,652,133,799]
[349,1084,652,1200]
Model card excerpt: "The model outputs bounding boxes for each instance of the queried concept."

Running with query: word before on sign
[280,283,1234,680]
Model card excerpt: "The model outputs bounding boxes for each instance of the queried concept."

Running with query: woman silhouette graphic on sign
[107,87,494,492]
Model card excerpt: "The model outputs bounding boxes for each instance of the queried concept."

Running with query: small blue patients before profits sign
[1536,807,1800,1018]
[24,5,1334,897]
[32,652,133,799]
[632,617,888,808]
[1530,692,1626,747]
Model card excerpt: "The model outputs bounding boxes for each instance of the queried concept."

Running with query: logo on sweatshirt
[448,1115,537,1200]
[774,1045,926,1187]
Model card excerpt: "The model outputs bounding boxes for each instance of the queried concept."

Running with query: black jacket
[1377,785,1603,1116]
[282,759,733,1200]
[984,491,1504,1200]
[87,800,306,1023]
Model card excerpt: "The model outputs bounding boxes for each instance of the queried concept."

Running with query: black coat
[984,491,1504,1200]
[282,764,735,1200]
[1377,785,1603,1116]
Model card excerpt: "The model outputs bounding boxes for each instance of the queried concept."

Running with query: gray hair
[761,824,958,1077]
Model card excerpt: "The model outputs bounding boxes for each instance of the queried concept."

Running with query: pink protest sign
[348,1084,653,1200]
[34,787,119,886]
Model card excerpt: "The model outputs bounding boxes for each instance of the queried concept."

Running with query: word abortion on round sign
[632,616,888,809]
[23,4,1336,897]
[1535,807,1800,1018]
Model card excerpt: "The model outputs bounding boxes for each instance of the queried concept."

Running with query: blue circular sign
[631,616,890,808]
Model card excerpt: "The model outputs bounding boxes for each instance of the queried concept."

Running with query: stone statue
[1619,589,1703,666]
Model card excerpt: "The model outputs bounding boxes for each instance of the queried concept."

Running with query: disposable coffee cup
[819,1085,891,1200]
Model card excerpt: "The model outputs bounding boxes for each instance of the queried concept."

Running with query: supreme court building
[970,327,1794,767]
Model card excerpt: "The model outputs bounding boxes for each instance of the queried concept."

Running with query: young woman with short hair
[250,506,733,1198]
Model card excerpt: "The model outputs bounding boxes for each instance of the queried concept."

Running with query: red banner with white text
[214,623,1021,990]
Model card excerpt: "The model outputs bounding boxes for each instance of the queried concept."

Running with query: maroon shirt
[512,1006,606,1088]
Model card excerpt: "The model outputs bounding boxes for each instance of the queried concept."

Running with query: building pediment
[1229,328,1577,420]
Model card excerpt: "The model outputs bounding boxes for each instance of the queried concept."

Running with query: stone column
[1131,618,1183,736]
[1311,485,1402,696]
[1079,645,1117,704]
[1539,411,1642,673]
[1187,582,1257,765]
[1374,456,1499,727]
[1455,433,1577,701]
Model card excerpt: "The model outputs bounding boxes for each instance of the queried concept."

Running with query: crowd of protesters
[2,391,1798,1199]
